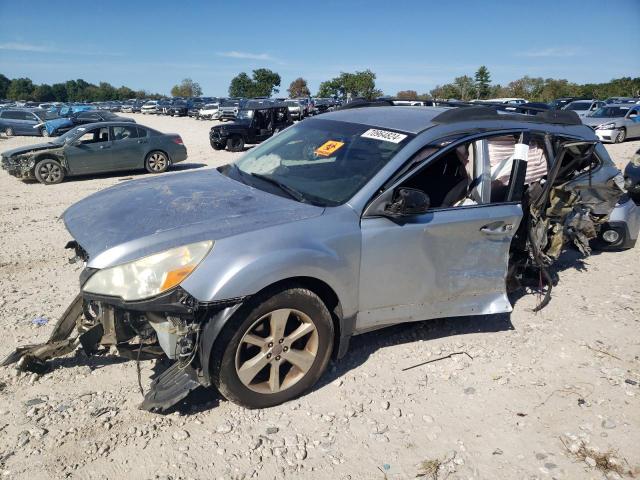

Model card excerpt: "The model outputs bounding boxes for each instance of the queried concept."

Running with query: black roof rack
[432,104,581,126]
[336,98,394,110]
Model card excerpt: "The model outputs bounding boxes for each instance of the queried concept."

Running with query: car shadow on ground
[58,163,208,183]
[168,312,515,414]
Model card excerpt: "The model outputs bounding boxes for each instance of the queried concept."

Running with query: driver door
[64,126,113,175]
[357,134,529,331]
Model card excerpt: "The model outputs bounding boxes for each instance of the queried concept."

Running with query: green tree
[317,70,381,100]
[0,74,10,99]
[252,68,281,97]
[228,69,281,97]
[317,78,342,98]
[228,72,254,97]
[170,78,203,97]
[32,84,55,102]
[396,90,418,100]
[50,83,67,102]
[453,75,476,100]
[474,65,491,99]
[430,83,460,100]
[6,78,35,100]
[505,76,544,100]
[287,77,310,98]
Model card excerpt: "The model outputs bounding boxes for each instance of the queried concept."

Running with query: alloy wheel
[615,129,626,143]
[38,162,62,183]
[148,153,167,171]
[235,308,319,394]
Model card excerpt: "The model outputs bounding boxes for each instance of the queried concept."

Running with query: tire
[145,151,169,173]
[226,135,245,152]
[34,159,65,185]
[4,127,14,136]
[614,128,626,144]
[211,286,334,409]
[212,142,225,151]
[40,127,50,137]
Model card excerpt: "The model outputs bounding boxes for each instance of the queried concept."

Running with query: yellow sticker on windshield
[315,140,345,157]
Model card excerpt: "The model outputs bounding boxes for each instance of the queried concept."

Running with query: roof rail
[432,104,581,126]
[336,98,394,110]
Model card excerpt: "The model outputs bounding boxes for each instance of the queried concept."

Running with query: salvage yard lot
[0,114,639,479]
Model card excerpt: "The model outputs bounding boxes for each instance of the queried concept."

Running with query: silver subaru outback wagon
[4,105,637,411]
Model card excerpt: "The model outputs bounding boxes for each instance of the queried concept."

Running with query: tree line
[0,74,166,102]
[3,68,639,104]
[399,66,640,102]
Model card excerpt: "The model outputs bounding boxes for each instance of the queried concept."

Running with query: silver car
[4,106,637,411]
[562,99,604,118]
[582,103,640,143]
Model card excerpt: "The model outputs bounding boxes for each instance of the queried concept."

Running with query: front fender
[180,211,361,320]
[183,245,357,319]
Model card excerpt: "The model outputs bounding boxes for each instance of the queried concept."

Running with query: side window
[112,125,139,140]
[136,127,148,138]
[76,127,109,144]
[485,134,548,202]
[399,141,478,209]
[397,132,549,209]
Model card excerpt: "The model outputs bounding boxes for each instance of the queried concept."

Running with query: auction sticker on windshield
[361,129,407,143]
[315,140,345,157]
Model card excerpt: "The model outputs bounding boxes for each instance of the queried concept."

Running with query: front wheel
[40,127,50,137]
[226,135,245,152]
[4,127,14,136]
[34,159,65,185]
[614,128,626,144]
[145,151,169,173]
[211,287,334,409]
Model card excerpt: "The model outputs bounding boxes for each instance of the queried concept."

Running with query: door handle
[480,223,514,235]
[99,145,110,149]
[137,140,147,144]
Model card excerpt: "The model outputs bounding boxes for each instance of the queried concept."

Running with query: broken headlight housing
[597,122,617,130]
[83,241,213,301]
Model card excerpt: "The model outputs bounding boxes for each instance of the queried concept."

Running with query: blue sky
[0,0,638,96]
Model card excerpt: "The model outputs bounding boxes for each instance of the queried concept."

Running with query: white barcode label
[361,128,407,143]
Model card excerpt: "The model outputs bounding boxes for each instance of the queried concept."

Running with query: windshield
[565,101,590,111]
[230,119,413,206]
[51,125,88,144]
[221,100,240,107]
[589,106,629,118]
[285,101,300,106]
[33,110,59,121]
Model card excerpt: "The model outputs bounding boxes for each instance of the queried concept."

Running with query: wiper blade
[249,173,306,203]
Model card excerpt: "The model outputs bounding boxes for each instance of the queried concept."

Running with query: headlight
[83,241,213,300]
[597,123,617,130]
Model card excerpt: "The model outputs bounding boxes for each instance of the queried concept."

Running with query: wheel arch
[198,275,352,386]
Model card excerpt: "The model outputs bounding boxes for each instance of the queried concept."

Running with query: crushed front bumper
[1,155,36,179]
[1,280,246,411]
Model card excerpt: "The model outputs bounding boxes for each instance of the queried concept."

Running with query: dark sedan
[43,110,136,136]
[1,122,187,185]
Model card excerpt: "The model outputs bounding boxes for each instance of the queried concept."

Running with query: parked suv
[284,100,304,120]
[4,105,637,412]
[209,101,292,151]
[219,98,243,121]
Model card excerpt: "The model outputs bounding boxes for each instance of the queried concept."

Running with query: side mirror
[385,187,430,216]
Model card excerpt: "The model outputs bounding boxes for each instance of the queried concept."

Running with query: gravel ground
[0,114,639,480]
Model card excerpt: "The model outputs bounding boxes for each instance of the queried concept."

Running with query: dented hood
[2,142,60,158]
[63,168,323,269]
